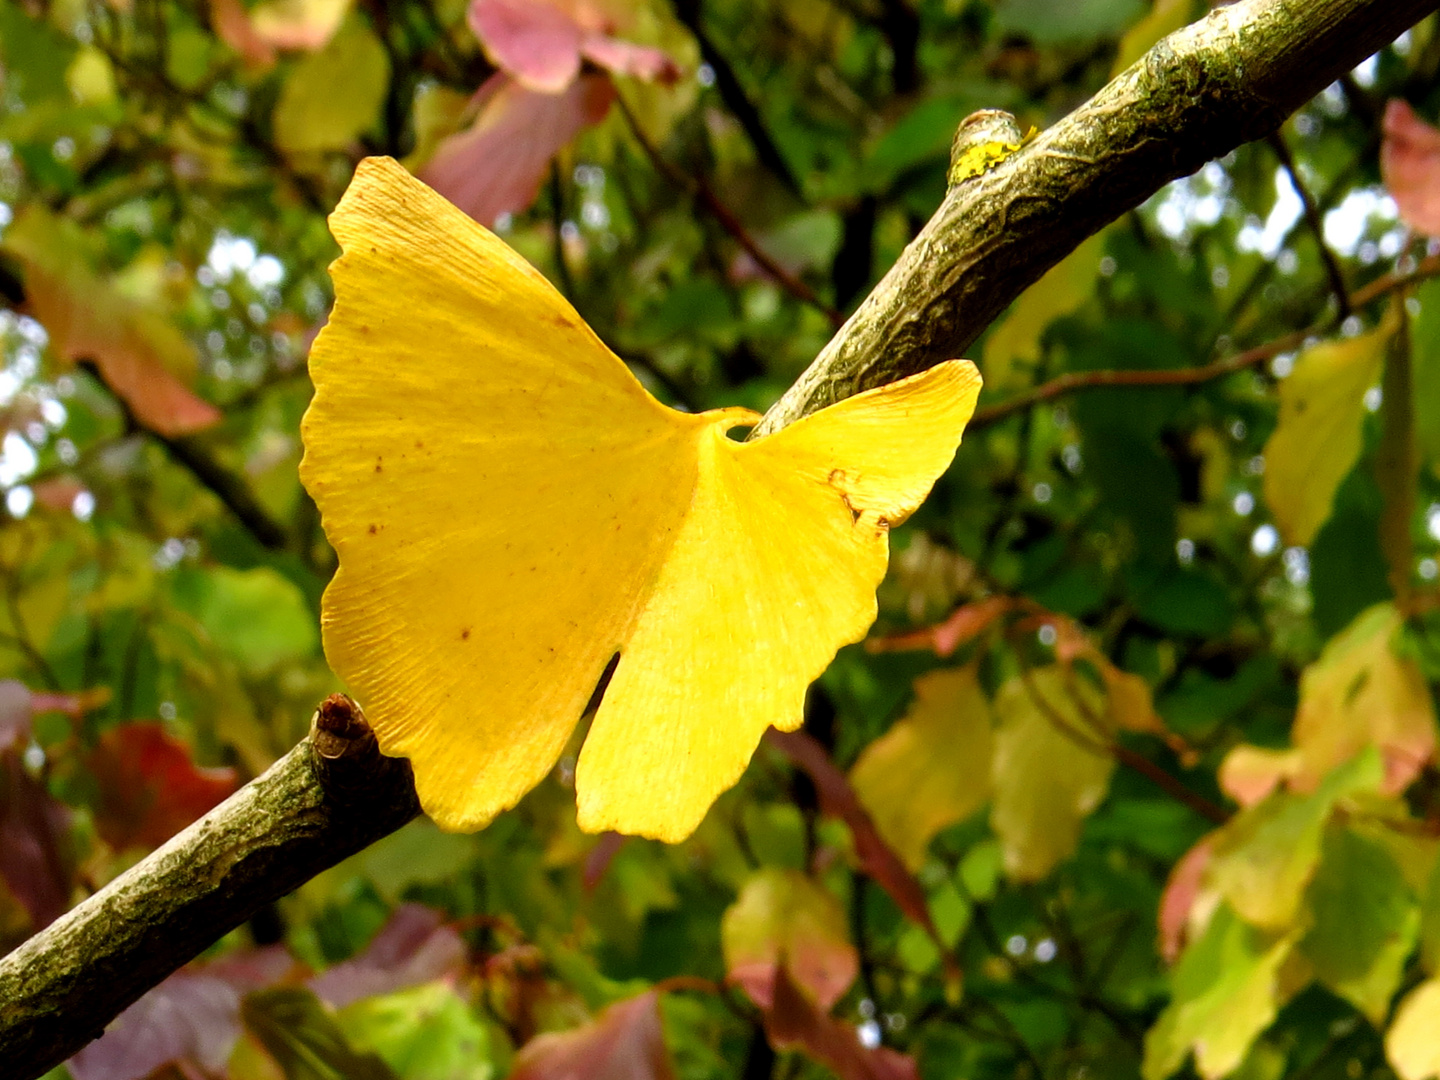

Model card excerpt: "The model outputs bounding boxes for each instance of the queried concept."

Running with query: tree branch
[753,0,1440,435]
[1266,129,1351,319]
[2,1,1434,1076]
[614,94,842,325]
[0,696,419,1080]
[669,0,804,198]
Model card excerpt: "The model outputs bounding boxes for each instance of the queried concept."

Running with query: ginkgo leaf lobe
[301,157,980,842]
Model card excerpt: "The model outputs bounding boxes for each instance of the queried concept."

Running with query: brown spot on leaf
[461,628,471,641]
[368,524,377,535]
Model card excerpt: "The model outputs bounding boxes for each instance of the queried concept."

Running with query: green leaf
[243,987,401,1080]
[1310,467,1393,638]
[1376,299,1417,603]
[957,838,1002,902]
[1126,563,1235,638]
[1142,904,1301,1080]
[169,565,319,674]
[990,666,1114,882]
[1263,321,1392,547]
[272,15,390,153]
[982,232,1107,393]
[0,3,74,104]
[1410,278,1440,468]
[1207,748,1384,931]
[995,0,1146,45]
[337,982,496,1080]
[1111,0,1200,75]
[1299,825,1418,1023]
[756,211,842,274]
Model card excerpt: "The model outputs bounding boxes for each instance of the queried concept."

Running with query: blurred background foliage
[3,1,1440,1080]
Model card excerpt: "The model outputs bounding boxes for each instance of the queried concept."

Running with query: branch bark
[753,0,1440,435]
[0,696,418,1080]
[2,0,1436,1075]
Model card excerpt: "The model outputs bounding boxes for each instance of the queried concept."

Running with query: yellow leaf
[251,0,351,51]
[849,665,993,871]
[989,666,1113,881]
[272,16,389,154]
[1263,322,1392,546]
[981,231,1107,393]
[1221,603,1437,805]
[1293,603,1438,794]
[300,158,980,843]
[65,45,116,105]
[1389,978,1440,1080]
[721,868,857,1010]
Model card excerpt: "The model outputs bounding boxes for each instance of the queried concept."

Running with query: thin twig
[971,329,1308,429]
[970,252,1440,429]
[548,162,579,303]
[668,0,803,197]
[1015,663,1230,825]
[155,432,290,551]
[1267,130,1351,318]
[614,94,843,326]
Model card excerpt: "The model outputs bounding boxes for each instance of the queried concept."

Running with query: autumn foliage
[2,3,1440,1080]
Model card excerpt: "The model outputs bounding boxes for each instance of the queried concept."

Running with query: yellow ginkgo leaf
[300,157,981,843]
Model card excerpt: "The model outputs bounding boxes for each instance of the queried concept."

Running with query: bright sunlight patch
[300,157,980,842]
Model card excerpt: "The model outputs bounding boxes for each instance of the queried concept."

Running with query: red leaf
[1382,99,1440,237]
[583,830,629,891]
[0,680,33,753]
[309,903,467,1008]
[469,0,679,93]
[68,946,298,1080]
[510,991,677,1080]
[1156,837,1213,964]
[578,33,681,84]
[86,723,237,852]
[4,209,221,437]
[765,730,937,938]
[31,477,86,514]
[209,0,278,67]
[420,71,615,227]
[470,0,586,92]
[723,868,858,1011]
[208,0,350,67]
[0,749,72,930]
[764,966,919,1080]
